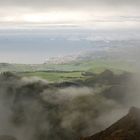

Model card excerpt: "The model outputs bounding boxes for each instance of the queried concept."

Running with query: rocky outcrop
[81,107,140,140]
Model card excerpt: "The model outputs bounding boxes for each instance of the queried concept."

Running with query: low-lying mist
[0,71,139,140]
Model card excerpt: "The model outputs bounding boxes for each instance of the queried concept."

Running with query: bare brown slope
[81,107,140,140]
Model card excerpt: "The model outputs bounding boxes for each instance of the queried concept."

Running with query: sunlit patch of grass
[21,71,84,82]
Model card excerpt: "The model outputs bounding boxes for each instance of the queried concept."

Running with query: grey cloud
[0,0,140,24]
[0,0,140,10]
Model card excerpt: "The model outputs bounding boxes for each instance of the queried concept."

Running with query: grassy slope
[0,59,135,72]
[21,71,83,82]
[0,58,136,82]
[43,60,135,73]
[19,59,135,82]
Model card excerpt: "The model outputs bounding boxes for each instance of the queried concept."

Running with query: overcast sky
[0,0,140,63]
[0,0,139,26]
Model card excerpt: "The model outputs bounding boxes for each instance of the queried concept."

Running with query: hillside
[81,107,140,140]
[0,71,135,140]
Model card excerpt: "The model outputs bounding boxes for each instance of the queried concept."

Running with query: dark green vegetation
[0,70,137,140]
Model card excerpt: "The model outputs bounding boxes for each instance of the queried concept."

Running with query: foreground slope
[81,107,140,140]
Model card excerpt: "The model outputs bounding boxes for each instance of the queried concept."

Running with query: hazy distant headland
[0,27,140,64]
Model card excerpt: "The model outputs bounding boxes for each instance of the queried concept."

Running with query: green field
[1,59,136,82]
[0,59,135,72]
[21,71,84,82]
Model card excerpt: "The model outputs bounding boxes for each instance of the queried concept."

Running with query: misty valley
[0,67,139,140]
[0,30,140,140]
[0,0,140,139]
